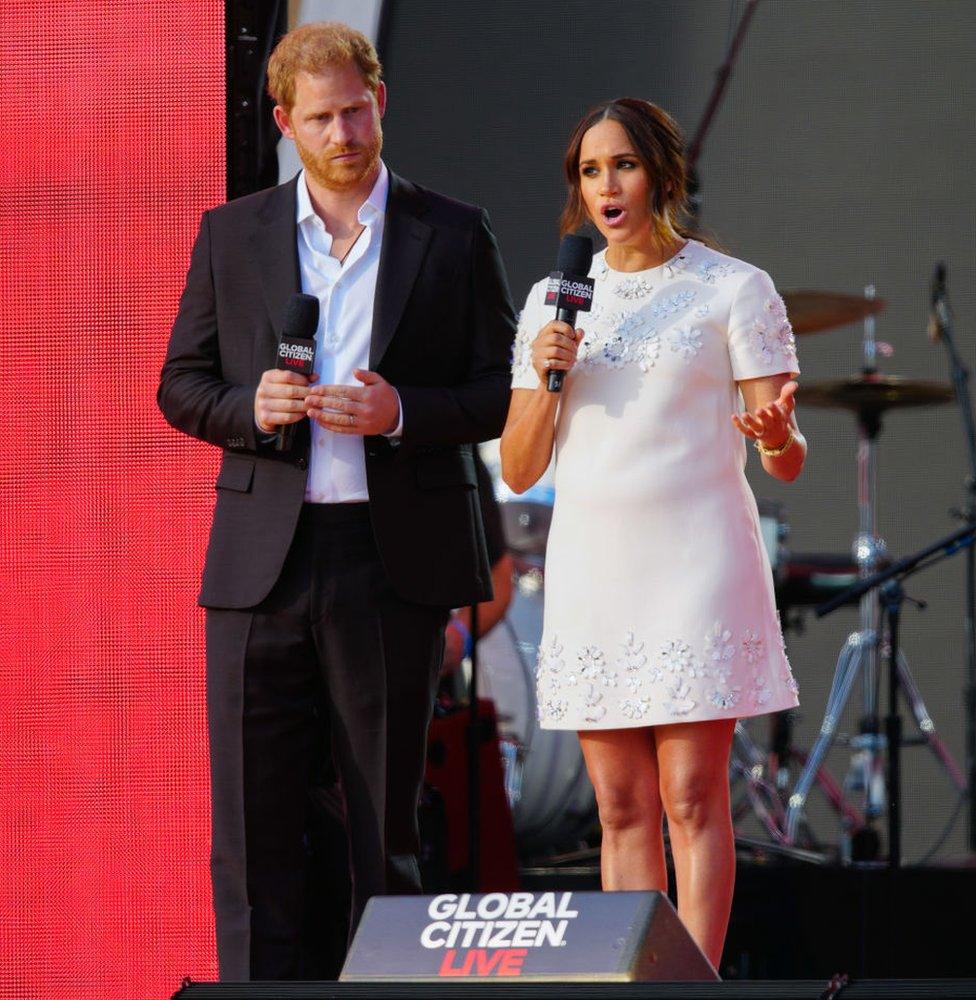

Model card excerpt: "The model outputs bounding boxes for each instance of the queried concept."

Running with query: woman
[500,98,805,970]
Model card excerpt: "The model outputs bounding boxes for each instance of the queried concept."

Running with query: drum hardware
[496,482,555,558]
[798,375,954,411]
[475,548,598,859]
[781,289,887,337]
[814,522,975,868]
[926,262,976,853]
[776,553,861,611]
[730,500,862,855]
[784,286,961,857]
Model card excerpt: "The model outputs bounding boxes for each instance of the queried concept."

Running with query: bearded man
[158,22,515,981]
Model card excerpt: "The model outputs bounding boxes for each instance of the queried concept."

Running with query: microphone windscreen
[556,234,594,276]
[282,293,320,339]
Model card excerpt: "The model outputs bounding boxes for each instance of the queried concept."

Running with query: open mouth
[601,205,627,227]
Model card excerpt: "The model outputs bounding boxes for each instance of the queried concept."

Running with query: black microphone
[545,234,595,392]
[929,261,947,344]
[275,292,319,451]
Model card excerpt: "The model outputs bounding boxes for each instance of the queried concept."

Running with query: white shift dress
[511,239,801,730]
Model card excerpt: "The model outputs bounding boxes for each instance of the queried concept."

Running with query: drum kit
[472,282,970,867]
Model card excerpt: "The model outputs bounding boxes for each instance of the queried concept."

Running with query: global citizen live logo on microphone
[544,271,595,313]
[277,338,315,374]
[421,892,579,977]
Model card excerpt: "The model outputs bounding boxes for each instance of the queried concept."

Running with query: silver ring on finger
[347,412,356,427]
[543,358,551,369]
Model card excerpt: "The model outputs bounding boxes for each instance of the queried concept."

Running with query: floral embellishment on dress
[664,252,690,279]
[636,331,662,371]
[741,628,765,666]
[765,295,798,366]
[621,697,650,720]
[776,324,798,364]
[583,683,607,723]
[650,289,697,321]
[694,304,711,319]
[536,634,565,680]
[613,274,655,300]
[748,295,797,370]
[577,308,658,373]
[752,672,773,707]
[698,260,735,285]
[511,313,536,381]
[664,679,697,716]
[708,686,742,711]
[658,639,692,676]
[705,622,736,681]
[669,326,703,361]
[750,320,775,365]
[578,645,617,687]
[617,630,648,692]
[541,697,568,722]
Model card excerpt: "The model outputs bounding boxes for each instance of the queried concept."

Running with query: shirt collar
[295,160,389,227]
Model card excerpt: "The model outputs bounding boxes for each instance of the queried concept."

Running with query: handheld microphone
[545,234,595,392]
[928,262,947,344]
[275,292,319,451]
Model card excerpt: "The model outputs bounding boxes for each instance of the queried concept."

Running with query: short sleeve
[727,268,800,381]
[510,280,548,390]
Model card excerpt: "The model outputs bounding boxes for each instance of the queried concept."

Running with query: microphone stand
[685,0,761,225]
[816,522,976,869]
[931,273,976,852]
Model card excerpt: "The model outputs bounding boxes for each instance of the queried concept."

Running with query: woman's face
[578,118,655,247]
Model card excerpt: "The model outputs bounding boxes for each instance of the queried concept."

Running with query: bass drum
[477,556,597,857]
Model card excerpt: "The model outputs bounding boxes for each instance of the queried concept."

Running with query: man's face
[274,62,386,193]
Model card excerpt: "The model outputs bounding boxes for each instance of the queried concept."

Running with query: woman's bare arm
[734,375,806,483]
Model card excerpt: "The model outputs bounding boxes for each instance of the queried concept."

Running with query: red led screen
[0,3,224,997]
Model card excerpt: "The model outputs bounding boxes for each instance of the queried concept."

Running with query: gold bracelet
[755,425,795,458]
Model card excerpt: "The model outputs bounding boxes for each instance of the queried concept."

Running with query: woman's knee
[661,771,728,833]
[594,781,662,833]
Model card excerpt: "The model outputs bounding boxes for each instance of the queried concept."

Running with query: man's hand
[305,369,400,436]
[254,369,318,433]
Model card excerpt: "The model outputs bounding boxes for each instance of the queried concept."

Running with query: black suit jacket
[158,172,517,610]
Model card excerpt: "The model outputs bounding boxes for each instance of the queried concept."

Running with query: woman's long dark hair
[560,98,702,246]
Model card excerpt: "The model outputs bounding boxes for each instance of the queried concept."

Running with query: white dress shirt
[296,162,397,503]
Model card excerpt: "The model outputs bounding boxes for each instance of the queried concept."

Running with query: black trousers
[205,503,448,981]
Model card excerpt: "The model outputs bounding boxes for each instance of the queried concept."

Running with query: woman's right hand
[531,320,584,385]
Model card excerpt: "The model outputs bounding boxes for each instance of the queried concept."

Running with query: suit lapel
[248,176,301,350]
[370,172,432,369]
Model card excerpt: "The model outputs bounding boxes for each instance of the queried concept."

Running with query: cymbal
[782,290,886,335]
[800,375,954,413]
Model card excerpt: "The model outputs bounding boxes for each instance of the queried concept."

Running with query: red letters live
[439,948,529,976]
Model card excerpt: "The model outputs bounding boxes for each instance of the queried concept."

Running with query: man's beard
[297,131,383,192]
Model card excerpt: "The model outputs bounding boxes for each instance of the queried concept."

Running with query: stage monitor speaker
[339,890,718,983]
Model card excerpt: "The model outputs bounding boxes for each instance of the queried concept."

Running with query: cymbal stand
[814,522,976,867]
[930,266,976,850]
[784,288,965,854]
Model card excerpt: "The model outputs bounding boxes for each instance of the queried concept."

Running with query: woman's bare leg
[578,728,667,892]
[655,718,736,969]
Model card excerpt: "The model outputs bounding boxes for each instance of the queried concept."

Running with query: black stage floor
[176,977,976,998]
[175,856,976,996]
[521,857,976,981]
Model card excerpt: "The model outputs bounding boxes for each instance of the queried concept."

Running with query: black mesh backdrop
[380,0,975,862]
